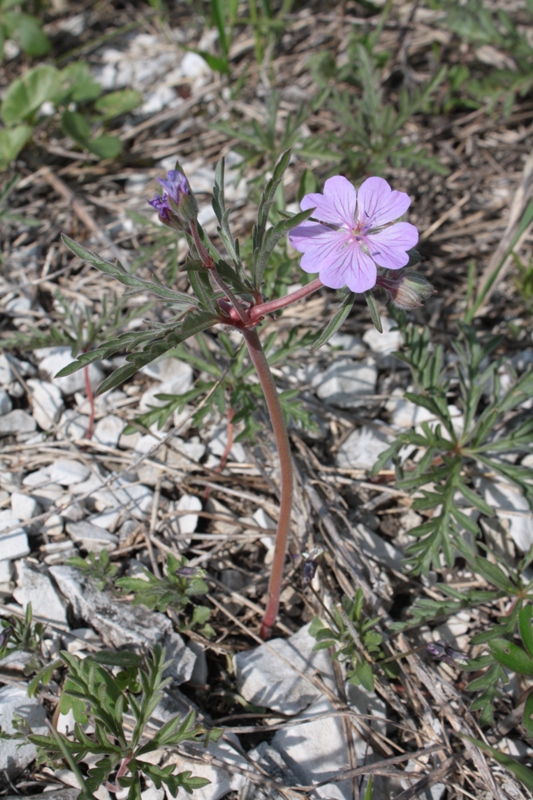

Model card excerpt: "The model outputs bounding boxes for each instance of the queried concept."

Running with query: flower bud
[377,270,435,310]
[148,168,198,230]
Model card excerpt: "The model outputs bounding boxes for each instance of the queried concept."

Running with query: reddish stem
[84,364,95,440]
[248,278,323,324]
[204,406,234,500]
[242,327,293,640]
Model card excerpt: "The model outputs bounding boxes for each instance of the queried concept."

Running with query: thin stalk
[242,327,293,640]
[249,277,323,323]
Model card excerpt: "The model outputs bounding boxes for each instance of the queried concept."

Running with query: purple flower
[148,169,197,229]
[289,176,419,293]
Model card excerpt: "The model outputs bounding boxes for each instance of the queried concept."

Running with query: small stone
[11,492,40,520]
[328,332,367,355]
[0,354,13,385]
[336,426,391,471]
[0,685,47,777]
[89,509,122,531]
[93,415,125,447]
[351,524,403,571]
[93,477,153,520]
[163,735,246,800]
[0,517,30,560]
[181,51,213,79]
[13,559,67,625]
[49,459,91,486]
[0,409,36,437]
[59,409,90,440]
[315,359,378,409]
[235,622,335,715]
[363,316,402,356]
[27,379,64,429]
[43,513,65,537]
[30,483,66,510]
[170,494,202,535]
[37,346,104,395]
[66,520,118,552]
[477,477,533,552]
[0,389,13,413]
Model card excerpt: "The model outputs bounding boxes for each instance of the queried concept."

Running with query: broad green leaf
[86,134,122,160]
[519,605,533,659]
[3,11,50,56]
[94,89,143,119]
[2,64,61,124]
[311,291,355,350]
[61,61,102,103]
[61,108,91,144]
[0,124,32,169]
[474,557,513,592]
[490,638,533,675]
[460,734,533,792]
[523,691,533,737]
[195,50,229,75]
[364,290,382,333]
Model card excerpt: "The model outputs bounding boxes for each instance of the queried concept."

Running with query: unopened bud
[376,271,435,310]
[148,168,198,230]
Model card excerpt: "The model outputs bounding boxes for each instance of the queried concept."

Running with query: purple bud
[147,168,198,230]
[376,271,435,310]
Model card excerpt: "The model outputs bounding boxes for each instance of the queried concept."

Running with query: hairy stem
[242,327,293,640]
[249,278,323,323]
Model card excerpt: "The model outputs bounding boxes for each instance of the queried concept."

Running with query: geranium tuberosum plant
[58,151,429,639]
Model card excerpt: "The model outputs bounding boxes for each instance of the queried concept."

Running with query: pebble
[234,622,335,715]
[163,735,247,800]
[49,565,196,682]
[241,742,298,800]
[208,423,246,463]
[0,389,13,413]
[49,459,91,486]
[0,354,13,385]
[0,685,47,777]
[11,492,40,520]
[315,359,378,409]
[169,493,202,535]
[27,379,64,429]
[89,509,122,531]
[0,558,13,593]
[0,518,30,561]
[37,346,104,395]
[93,414,125,447]
[66,520,119,552]
[93,477,153,520]
[59,409,90,440]
[0,409,36,437]
[336,426,391,471]
[477,477,533,551]
[351,523,403,571]
[13,559,67,625]
[363,316,402,357]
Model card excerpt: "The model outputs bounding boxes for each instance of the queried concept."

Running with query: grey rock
[351,523,403,570]
[11,491,40,520]
[0,409,36,437]
[477,477,533,551]
[66,520,118,552]
[93,477,153,520]
[49,459,91,486]
[187,640,208,686]
[0,685,47,777]
[59,409,90,440]
[50,566,196,682]
[234,622,335,715]
[38,345,104,395]
[93,415,125,447]
[169,494,202,535]
[336,426,391,471]
[363,316,401,357]
[0,389,13,413]
[13,560,67,625]
[0,354,14,385]
[0,516,30,560]
[164,736,247,800]
[315,359,378,409]
[27,378,64,429]
[239,742,298,800]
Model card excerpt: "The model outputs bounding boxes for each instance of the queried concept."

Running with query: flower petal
[296,229,349,275]
[289,220,336,254]
[357,177,411,228]
[301,176,356,228]
[366,222,419,270]
[318,240,377,293]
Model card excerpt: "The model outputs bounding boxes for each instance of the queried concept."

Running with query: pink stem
[248,278,323,324]
[241,327,293,640]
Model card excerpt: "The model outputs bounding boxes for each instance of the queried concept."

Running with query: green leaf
[364,291,382,333]
[460,734,533,793]
[474,557,514,592]
[519,606,533,659]
[311,291,355,350]
[195,50,229,75]
[86,134,122,160]
[3,12,50,56]
[94,89,143,119]
[61,108,91,143]
[253,207,314,290]
[2,64,62,124]
[61,62,102,103]
[523,692,533,737]
[490,638,533,676]
[0,124,32,169]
